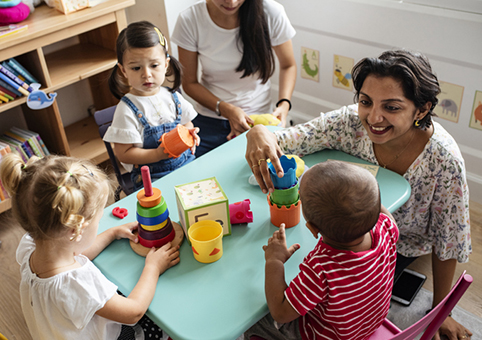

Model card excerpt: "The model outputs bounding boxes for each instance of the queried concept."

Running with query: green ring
[137,196,167,218]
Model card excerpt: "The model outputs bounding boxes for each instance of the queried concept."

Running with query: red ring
[138,227,175,248]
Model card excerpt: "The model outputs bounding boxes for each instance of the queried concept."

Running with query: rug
[237,287,482,340]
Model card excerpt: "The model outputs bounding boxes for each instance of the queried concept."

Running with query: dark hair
[299,161,381,243]
[109,21,182,99]
[236,0,275,84]
[352,50,441,130]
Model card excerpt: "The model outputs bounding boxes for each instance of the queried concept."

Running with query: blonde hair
[0,154,115,240]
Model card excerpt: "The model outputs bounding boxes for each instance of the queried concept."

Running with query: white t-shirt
[103,87,198,171]
[171,0,296,119]
[16,234,122,340]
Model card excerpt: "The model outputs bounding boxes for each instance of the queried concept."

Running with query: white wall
[136,0,482,203]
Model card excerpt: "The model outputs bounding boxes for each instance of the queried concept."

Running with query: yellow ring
[258,159,266,166]
[141,218,168,231]
[252,164,259,169]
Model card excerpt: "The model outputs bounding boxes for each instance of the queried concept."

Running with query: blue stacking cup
[268,155,297,189]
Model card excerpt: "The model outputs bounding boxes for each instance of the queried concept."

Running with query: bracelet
[215,100,223,116]
[276,98,292,111]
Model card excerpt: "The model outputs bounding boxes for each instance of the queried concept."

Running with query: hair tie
[153,27,167,51]
[166,53,170,59]
[22,164,27,170]
[66,170,73,177]
[82,164,94,177]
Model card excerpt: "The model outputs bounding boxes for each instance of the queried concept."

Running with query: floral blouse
[275,104,471,262]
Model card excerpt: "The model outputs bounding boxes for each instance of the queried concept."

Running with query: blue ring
[136,207,169,225]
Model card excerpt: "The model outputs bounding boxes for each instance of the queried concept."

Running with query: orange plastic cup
[267,194,301,228]
[160,125,194,158]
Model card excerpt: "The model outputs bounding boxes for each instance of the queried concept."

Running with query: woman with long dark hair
[172,0,296,156]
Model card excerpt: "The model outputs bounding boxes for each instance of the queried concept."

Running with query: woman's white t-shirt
[172,0,296,119]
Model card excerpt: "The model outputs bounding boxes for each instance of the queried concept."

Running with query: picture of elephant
[440,98,458,116]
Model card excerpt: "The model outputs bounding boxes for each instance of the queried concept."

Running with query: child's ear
[306,221,320,239]
[117,63,128,79]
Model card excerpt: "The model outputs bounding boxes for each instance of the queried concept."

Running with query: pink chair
[368,271,473,340]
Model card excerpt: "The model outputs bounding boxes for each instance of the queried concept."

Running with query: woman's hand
[245,125,284,194]
[434,317,472,340]
[220,101,254,140]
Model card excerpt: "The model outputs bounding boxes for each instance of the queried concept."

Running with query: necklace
[376,130,416,169]
[147,96,163,120]
[30,257,77,277]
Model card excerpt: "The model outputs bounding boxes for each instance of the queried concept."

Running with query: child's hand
[145,242,180,276]
[263,224,300,264]
[112,221,139,243]
[189,127,201,155]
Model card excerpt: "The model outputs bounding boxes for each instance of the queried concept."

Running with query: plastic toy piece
[229,199,253,224]
[141,166,153,197]
[160,124,194,158]
[188,220,224,263]
[267,195,301,229]
[249,113,281,127]
[270,181,299,206]
[268,155,297,189]
[285,155,305,178]
[136,166,163,208]
[112,207,128,219]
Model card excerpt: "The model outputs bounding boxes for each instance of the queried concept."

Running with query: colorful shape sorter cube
[175,177,231,237]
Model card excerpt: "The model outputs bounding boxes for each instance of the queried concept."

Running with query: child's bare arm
[82,221,139,260]
[113,142,170,164]
[95,243,180,324]
[263,224,301,324]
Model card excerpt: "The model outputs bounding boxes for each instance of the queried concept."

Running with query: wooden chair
[368,271,473,340]
[94,106,134,201]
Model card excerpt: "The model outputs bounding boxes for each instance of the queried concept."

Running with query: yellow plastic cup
[188,220,224,263]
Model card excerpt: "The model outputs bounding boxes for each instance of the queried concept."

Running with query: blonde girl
[0,154,180,339]
[106,21,200,190]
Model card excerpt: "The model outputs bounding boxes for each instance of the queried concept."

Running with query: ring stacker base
[268,155,301,228]
[130,166,184,257]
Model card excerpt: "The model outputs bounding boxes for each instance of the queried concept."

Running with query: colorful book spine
[7,58,38,85]
[0,89,14,101]
[0,83,17,98]
[0,64,33,92]
[0,93,8,103]
[10,127,44,157]
[0,79,21,97]
[35,135,50,156]
[0,24,28,39]
[0,136,28,162]
[0,72,29,96]
[3,131,34,157]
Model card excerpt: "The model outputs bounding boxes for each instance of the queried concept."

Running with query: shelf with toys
[0,0,135,214]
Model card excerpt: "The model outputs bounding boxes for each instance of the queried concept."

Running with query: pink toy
[112,207,128,219]
[141,166,153,197]
[229,199,253,224]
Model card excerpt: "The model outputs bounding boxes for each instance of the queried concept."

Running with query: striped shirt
[285,213,399,340]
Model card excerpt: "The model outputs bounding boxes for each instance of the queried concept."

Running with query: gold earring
[414,120,421,127]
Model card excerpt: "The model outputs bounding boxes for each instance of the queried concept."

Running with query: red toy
[112,207,128,219]
[229,199,253,224]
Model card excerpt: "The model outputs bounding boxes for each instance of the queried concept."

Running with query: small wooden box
[175,177,231,237]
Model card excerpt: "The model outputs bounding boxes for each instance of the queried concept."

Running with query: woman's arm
[113,142,169,165]
[178,47,253,139]
[272,40,297,127]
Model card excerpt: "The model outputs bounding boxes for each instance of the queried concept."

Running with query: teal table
[94,130,410,340]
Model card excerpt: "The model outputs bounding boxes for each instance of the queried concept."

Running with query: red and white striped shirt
[285,213,399,340]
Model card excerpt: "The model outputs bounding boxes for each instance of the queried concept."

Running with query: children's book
[0,93,8,103]
[0,72,29,96]
[0,24,28,39]
[0,88,14,101]
[0,136,28,162]
[0,83,17,98]
[0,64,33,92]
[8,128,43,157]
[3,131,34,157]
[10,127,47,157]
[7,58,38,85]
[0,78,21,97]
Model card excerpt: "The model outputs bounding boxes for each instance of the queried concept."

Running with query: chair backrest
[369,271,473,340]
[93,106,134,197]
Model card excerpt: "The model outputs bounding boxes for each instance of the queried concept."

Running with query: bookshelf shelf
[0,0,135,214]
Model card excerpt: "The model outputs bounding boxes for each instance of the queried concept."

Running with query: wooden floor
[0,200,481,339]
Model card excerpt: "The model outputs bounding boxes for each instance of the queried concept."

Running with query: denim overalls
[122,91,195,190]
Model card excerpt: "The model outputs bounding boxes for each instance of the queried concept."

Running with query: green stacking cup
[271,181,299,206]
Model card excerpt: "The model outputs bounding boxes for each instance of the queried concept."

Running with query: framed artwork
[301,47,319,82]
[332,54,353,91]
[433,81,464,123]
[469,90,482,131]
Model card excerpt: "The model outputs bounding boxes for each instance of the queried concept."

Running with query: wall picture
[301,47,319,82]
[433,81,464,123]
[469,90,482,131]
[332,55,353,91]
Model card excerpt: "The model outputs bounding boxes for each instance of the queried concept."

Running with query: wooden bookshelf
[0,0,135,214]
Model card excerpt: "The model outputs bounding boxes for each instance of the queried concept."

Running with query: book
[0,88,14,101]
[0,93,8,103]
[7,58,38,85]
[0,83,17,98]
[7,129,43,157]
[0,24,28,39]
[10,127,45,157]
[0,64,33,92]
[3,131,34,157]
[0,136,28,162]
[11,127,50,156]
[0,72,29,96]
[0,78,21,97]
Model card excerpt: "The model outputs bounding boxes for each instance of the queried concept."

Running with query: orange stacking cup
[267,194,301,229]
[160,124,194,158]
